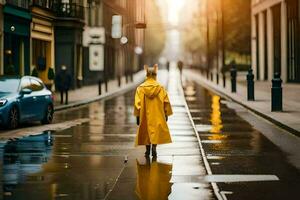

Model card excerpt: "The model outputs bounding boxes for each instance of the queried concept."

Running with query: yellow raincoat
[134,77,173,146]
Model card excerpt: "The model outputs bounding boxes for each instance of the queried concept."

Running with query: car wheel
[8,106,19,129]
[41,104,54,124]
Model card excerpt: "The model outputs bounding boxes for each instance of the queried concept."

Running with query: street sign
[83,27,105,47]
[135,22,147,29]
[89,44,104,71]
[111,15,122,39]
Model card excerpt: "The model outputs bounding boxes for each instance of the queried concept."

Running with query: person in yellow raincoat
[134,64,173,157]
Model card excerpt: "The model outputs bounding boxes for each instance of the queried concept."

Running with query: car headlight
[0,99,7,107]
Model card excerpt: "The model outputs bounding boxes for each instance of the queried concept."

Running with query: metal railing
[53,3,84,19]
[5,0,31,9]
[31,0,53,10]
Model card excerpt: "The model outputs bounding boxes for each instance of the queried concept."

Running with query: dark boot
[152,144,157,157]
[145,145,150,157]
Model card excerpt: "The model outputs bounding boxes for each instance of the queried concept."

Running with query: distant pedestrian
[166,61,170,71]
[134,64,173,157]
[177,60,183,75]
[55,65,72,105]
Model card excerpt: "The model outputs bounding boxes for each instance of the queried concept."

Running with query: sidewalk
[53,71,145,111]
[184,69,300,136]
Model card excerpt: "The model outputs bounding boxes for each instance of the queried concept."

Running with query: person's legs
[60,91,64,104]
[65,90,69,105]
[152,144,157,157]
[145,145,150,157]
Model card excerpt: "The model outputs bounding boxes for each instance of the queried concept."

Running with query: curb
[186,71,300,137]
[54,74,144,112]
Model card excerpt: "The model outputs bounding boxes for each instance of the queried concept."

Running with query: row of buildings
[251,0,300,83]
[0,0,145,88]
[198,0,299,84]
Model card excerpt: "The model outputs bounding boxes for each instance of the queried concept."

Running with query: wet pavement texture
[0,90,160,200]
[1,70,299,200]
[0,69,213,200]
[183,80,300,200]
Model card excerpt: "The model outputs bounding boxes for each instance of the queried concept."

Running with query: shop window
[32,39,48,71]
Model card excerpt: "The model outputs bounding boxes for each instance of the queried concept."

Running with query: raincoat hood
[140,78,161,99]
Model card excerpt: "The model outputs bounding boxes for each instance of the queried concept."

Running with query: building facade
[0,0,145,88]
[103,0,145,80]
[3,0,32,76]
[54,0,85,88]
[82,0,105,85]
[252,0,300,82]
[30,0,56,88]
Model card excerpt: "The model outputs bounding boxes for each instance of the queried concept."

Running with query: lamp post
[221,0,225,88]
[206,0,210,80]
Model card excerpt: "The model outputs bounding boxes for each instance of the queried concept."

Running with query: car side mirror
[20,88,32,95]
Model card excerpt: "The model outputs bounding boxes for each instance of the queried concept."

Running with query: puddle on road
[127,158,172,200]
[1,131,53,196]
[0,91,176,200]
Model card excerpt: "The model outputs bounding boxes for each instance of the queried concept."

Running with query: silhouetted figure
[55,65,72,105]
[166,61,170,71]
[177,60,183,75]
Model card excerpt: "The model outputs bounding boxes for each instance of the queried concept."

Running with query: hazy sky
[156,0,201,61]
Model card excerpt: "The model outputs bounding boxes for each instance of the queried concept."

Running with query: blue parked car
[0,76,54,129]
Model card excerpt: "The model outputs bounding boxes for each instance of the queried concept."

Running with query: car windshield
[0,79,20,93]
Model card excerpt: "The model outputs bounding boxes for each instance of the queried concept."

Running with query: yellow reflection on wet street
[135,158,172,200]
[209,95,225,140]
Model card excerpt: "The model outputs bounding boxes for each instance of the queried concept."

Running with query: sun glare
[166,0,185,25]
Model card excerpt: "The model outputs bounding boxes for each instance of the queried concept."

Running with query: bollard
[230,66,237,93]
[216,73,219,85]
[105,77,108,92]
[118,75,121,87]
[271,72,282,111]
[247,68,255,101]
[222,72,226,88]
[210,72,213,82]
[125,73,129,83]
[98,80,102,95]
[206,69,209,80]
[130,72,133,82]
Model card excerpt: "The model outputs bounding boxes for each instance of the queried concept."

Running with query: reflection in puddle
[210,95,223,134]
[1,131,53,195]
[135,157,172,200]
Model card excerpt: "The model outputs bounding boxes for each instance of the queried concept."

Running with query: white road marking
[203,174,279,182]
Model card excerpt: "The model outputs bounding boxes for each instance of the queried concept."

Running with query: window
[20,78,31,90]
[30,79,44,91]
[0,79,20,93]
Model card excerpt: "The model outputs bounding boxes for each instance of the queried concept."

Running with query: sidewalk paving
[53,71,145,111]
[185,69,300,136]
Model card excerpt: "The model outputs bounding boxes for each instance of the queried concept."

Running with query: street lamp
[111,15,147,83]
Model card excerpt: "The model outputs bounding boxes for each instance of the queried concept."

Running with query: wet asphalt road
[184,80,300,200]
[0,73,299,200]
[0,90,145,200]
